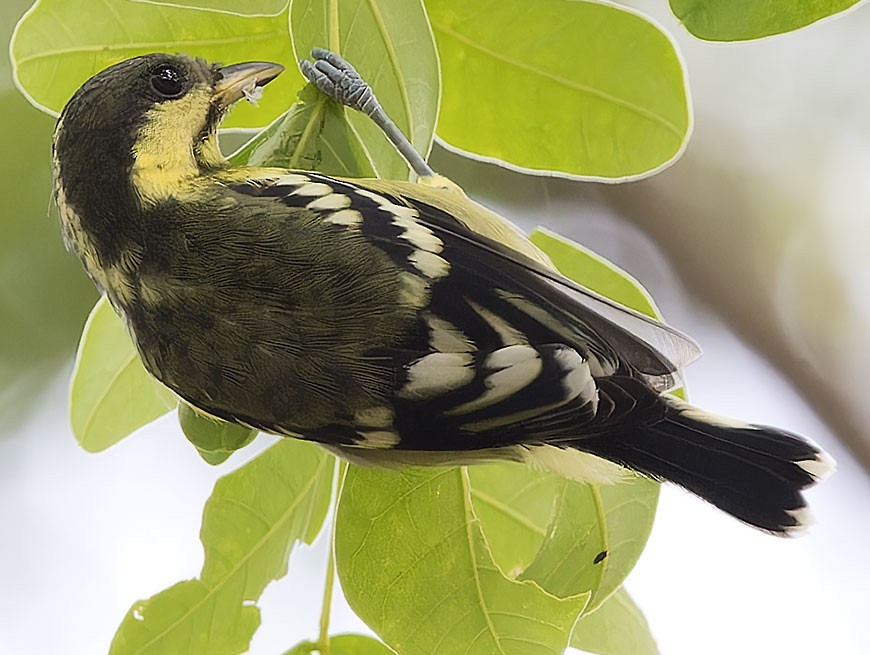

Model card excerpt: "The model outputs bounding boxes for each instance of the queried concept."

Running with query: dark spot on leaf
[593,550,607,564]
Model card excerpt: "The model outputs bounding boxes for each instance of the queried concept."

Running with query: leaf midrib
[471,488,548,537]
[289,97,327,168]
[461,467,508,655]
[364,0,414,143]
[78,350,139,443]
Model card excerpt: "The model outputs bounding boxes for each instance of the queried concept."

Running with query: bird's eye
[150,64,185,99]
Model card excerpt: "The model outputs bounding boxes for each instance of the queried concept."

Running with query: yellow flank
[131,88,220,202]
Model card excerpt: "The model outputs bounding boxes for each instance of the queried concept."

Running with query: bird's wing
[222,169,699,395]
[353,175,701,382]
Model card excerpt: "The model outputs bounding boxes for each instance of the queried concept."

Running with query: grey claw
[310,48,356,75]
[299,59,314,81]
[299,59,335,96]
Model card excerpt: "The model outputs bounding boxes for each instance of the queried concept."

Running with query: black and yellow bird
[52,50,832,535]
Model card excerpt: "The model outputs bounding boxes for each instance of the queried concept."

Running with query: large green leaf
[426,0,691,180]
[110,439,334,655]
[336,466,590,655]
[289,0,439,180]
[10,0,300,127]
[570,587,659,655]
[1,0,36,91]
[670,0,862,41]
[69,296,176,452]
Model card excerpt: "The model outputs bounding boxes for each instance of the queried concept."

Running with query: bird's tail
[579,397,835,535]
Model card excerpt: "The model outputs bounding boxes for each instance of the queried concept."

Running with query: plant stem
[315,459,348,655]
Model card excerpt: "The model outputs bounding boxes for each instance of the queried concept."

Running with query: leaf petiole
[315,459,348,655]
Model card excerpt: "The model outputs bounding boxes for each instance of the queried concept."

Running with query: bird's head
[53,53,283,204]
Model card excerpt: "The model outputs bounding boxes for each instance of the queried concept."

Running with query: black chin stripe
[194,102,223,149]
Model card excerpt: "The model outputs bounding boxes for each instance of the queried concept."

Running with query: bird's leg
[300,48,435,179]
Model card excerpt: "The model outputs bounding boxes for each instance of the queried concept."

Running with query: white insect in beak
[242,79,264,106]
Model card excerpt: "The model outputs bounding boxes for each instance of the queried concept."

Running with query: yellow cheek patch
[131,89,219,202]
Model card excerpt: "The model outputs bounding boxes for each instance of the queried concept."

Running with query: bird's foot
[300,47,377,117]
[300,48,435,179]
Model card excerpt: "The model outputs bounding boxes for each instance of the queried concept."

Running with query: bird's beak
[212,61,284,108]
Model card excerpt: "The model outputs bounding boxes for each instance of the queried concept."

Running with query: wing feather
[222,170,700,393]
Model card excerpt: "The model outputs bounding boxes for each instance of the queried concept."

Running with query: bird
[51,50,833,536]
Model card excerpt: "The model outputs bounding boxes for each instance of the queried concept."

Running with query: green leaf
[10,0,300,127]
[288,0,440,180]
[570,588,659,655]
[529,229,660,320]
[178,402,258,465]
[230,84,378,177]
[426,0,691,180]
[110,579,260,655]
[1,0,39,91]
[520,476,658,611]
[670,0,862,41]
[111,439,334,655]
[336,466,590,655]
[131,0,289,17]
[329,634,398,655]
[284,634,396,655]
[70,296,176,452]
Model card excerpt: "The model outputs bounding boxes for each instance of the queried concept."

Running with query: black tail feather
[580,399,834,535]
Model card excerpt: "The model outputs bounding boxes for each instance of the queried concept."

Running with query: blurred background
[0,0,868,653]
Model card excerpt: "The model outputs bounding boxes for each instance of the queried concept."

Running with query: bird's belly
[125,294,397,435]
